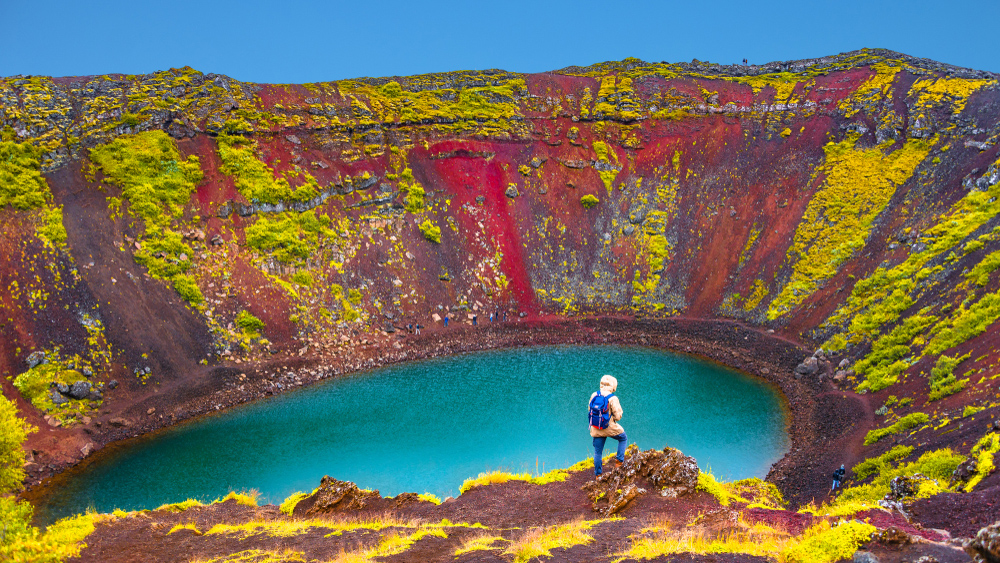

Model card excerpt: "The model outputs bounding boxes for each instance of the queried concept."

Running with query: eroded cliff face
[2,49,999,471]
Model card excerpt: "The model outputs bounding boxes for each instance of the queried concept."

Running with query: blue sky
[1,0,997,82]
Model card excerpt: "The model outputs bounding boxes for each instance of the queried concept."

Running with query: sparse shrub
[580,194,600,208]
[852,445,913,479]
[235,310,265,336]
[963,405,985,417]
[863,412,929,445]
[120,113,142,127]
[404,182,425,212]
[290,271,314,286]
[417,493,442,505]
[928,353,970,401]
[279,491,310,515]
[0,395,36,493]
[216,133,318,204]
[419,219,441,243]
[172,274,204,305]
[965,433,999,492]
[504,520,597,563]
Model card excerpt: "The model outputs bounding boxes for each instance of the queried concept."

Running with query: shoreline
[23,316,829,511]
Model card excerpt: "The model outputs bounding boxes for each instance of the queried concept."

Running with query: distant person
[415,323,422,335]
[503,310,508,322]
[490,312,494,323]
[589,375,627,476]
[472,314,478,326]
[832,464,846,490]
[443,314,449,328]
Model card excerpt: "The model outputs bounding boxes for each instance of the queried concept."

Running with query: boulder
[26,350,47,369]
[951,458,978,487]
[109,417,130,427]
[55,382,70,395]
[886,475,916,501]
[854,551,880,563]
[67,381,92,400]
[965,521,1000,563]
[583,445,699,515]
[50,390,69,405]
[795,356,819,376]
[302,476,381,516]
[505,185,519,198]
[874,526,912,546]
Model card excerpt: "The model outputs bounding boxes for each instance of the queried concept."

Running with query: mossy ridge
[335,75,527,135]
[767,134,934,320]
[825,172,1000,345]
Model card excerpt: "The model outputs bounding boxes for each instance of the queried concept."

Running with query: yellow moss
[828,168,1000,344]
[782,521,876,563]
[454,534,508,556]
[743,280,769,311]
[839,62,901,117]
[910,77,996,117]
[621,520,792,561]
[726,72,809,102]
[768,135,934,319]
[504,520,599,563]
[965,432,999,492]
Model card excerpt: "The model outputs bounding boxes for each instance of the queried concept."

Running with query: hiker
[832,464,846,490]
[443,314,449,327]
[490,312,494,323]
[415,323,422,335]
[472,314,478,326]
[588,375,627,476]
[503,310,508,322]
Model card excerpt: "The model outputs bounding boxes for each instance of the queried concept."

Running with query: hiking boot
[609,457,623,468]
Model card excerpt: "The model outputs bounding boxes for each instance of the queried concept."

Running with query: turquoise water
[36,345,788,523]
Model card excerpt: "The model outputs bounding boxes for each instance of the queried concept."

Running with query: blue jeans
[593,432,627,475]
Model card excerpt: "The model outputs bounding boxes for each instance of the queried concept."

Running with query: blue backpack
[588,392,615,429]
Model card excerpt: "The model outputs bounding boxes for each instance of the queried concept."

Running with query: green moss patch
[928,353,971,401]
[216,133,319,205]
[244,210,335,264]
[0,140,51,210]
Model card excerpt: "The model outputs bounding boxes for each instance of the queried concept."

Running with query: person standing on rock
[832,464,846,490]
[589,374,627,476]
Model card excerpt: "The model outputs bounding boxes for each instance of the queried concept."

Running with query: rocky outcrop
[583,445,699,515]
[296,476,382,516]
[966,521,1000,563]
